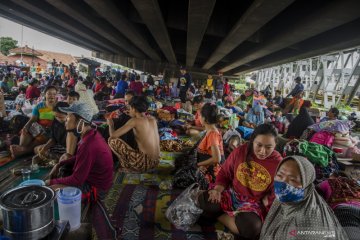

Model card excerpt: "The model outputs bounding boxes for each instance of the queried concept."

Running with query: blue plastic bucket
[56,187,82,230]
[19,179,45,187]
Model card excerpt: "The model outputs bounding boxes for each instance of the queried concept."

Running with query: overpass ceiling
[1,0,360,75]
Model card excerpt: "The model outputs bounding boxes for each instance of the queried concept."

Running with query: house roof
[9,45,43,56]
[0,52,9,63]
[37,50,77,66]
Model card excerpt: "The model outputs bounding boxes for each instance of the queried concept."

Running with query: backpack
[309,131,334,147]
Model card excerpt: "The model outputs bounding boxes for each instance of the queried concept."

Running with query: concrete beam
[0,3,107,52]
[46,0,145,58]
[93,52,238,78]
[84,0,161,61]
[221,0,360,73]
[203,0,294,70]
[11,0,117,53]
[186,0,216,67]
[131,0,177,64]
[230,28,360,75]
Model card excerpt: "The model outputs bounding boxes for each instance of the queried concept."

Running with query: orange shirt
[198,130,224,156]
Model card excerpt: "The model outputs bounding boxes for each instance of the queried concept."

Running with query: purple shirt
[51,129,114,191]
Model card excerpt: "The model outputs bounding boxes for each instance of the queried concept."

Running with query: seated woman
[243,103,264,128]
[260,155,349,240]
[184,95,205,136]
[25,78,41,100]
[285,102,314,139]
[320,107,339,122]
[196,103,224,185]
[32,102,70,166]
[198,124,282,239]
[10,85,58,159]
[317,174,360,240]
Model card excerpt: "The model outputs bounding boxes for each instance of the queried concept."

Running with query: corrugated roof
[9,45,42,56]
[37,50,77,65]
[0,52,9,62]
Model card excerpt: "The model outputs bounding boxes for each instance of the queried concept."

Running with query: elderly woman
[260,155,349,240]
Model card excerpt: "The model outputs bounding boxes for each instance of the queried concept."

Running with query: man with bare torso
[107,95,160,172]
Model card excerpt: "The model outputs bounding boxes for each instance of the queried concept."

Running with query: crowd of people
[0,62,359,240]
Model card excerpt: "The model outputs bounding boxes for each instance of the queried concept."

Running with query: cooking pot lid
[0,185,54,209]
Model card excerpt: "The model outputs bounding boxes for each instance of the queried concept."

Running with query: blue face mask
[274,180,304,203]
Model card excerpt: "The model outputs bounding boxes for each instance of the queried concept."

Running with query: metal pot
[0,185,55,240]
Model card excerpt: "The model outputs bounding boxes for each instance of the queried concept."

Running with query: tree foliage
[0,37,18,56]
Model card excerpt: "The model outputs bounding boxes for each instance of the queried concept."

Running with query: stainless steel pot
[0,185,55,240]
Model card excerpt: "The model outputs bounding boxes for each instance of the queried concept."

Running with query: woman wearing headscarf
[285,102,314,139]
[260,155,349,240]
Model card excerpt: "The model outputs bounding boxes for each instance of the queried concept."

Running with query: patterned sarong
[109,138,159,172]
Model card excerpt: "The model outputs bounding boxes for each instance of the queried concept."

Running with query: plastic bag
[21,100,33,117]
[28,122,45,137]
[165,183,203,231]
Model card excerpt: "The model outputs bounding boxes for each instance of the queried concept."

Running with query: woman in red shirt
[223,78,230,96]
[94,77,105,93]
[129,75,144,96]
[25,78,41,100]
[198,123,282,240]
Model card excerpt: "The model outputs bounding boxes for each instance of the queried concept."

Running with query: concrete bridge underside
[1,0,360,77]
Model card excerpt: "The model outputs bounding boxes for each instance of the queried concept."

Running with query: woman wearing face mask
[198,124,282,240]
[10,85,58,159]
[260,155,349,240]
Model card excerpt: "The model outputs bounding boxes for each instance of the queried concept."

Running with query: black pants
[198,191,262,240]
[179,90,187,103]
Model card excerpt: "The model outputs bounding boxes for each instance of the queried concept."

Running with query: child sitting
[273,111,286,133]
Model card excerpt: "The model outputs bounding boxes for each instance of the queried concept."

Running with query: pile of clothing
[157,106,177,122]
[159,128,178,141]
[284,139,339,182]
[160,139,183,152]
[308,120,360,158]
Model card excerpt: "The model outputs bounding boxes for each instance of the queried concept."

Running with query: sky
[0,16,91,57]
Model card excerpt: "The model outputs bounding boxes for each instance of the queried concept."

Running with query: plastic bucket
[57,187,82,231]
[19,179,45,187]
